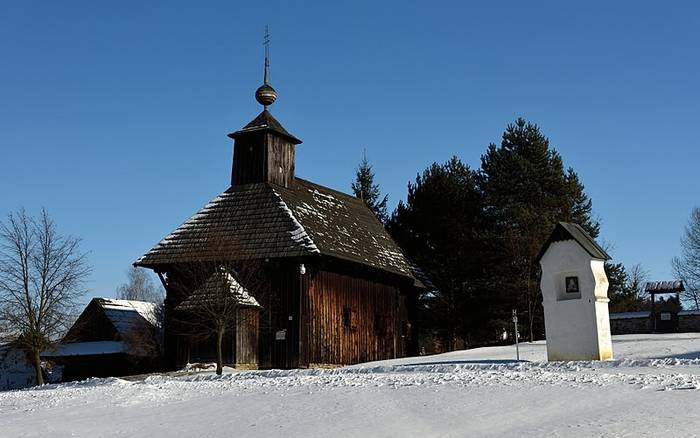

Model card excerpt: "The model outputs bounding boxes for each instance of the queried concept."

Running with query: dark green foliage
[390,118,606,347]
[387,157,492,349]
[606,262,631,312]
[351,152,389,223]
[607,262,650,313]
[478,118,600,341]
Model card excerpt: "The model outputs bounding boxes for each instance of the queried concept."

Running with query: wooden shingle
[136,178,427,288]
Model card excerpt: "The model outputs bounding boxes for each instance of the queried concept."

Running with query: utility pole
[512,309,520,361]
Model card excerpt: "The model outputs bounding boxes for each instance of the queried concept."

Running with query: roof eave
[227,127,302,145]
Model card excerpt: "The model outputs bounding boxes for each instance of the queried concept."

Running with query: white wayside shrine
[537,222,613,361]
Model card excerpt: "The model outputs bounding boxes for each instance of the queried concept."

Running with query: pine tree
[606,262,650,312]
[388,157,490,349]
[388,118,603,348]
[479,118,601,341]
[352,151,389,223]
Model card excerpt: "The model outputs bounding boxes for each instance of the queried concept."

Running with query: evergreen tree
[352,151,389,223]
[479,118,600,341]
[606,262,650,312]
[388,118,602,348]
[388,157,491,349]
[606,262,631,312]
[563,168,600,238]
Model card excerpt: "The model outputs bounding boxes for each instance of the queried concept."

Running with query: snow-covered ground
[2,333,700,437]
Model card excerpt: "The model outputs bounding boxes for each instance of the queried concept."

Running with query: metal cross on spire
[255,25,278,108]
[263,25,270,85]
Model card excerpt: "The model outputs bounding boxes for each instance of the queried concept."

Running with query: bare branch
[0,208,91,385]
[673,207,700,310]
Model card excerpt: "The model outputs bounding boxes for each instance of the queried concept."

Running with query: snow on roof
[176,269,262,310]
[609,312,651,320]
[645,281,685,293]
[42,341,127,357]
[135,178,429,288]
[94,298,159,335]
[274,193,320,254]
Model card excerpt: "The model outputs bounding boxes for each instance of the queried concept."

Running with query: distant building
[135,44,428,370]
[0,341,37,390]
[43,298,160,381]
[609,280,698,334]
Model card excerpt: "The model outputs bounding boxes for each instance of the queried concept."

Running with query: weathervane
[256,25,277,108]
[263,25,270,84]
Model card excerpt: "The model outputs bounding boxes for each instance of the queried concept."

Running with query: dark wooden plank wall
[235,307,259,368]
[302,270,399,366]
[63,302,118,343]
[231,132,266,185]
[268,263,301,368]
[265,133,295,188]
[231,133,295,187]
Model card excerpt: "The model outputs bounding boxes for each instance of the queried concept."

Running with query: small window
[565,276,580,293]
[343,307,357,331]
[374,313,387,337]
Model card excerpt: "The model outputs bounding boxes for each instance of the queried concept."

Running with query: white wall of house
[0,345,36,391]
[539,240,613,361]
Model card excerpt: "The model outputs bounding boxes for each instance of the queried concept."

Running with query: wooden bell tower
[227,27,301,188]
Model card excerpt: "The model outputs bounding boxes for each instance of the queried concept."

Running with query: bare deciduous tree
[120,302,164,363]
[0,209,91,385]
[172,261,267,375]
[627,263,650,304]
[117,267,163,303]
[673,207,700,309]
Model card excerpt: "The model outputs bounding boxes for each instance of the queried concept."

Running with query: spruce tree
[606,262,650,312]
[479,118,601,341]
[352,151,389,223]
[388,157,490,349]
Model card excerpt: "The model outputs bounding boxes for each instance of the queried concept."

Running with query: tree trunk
[33,349,44,386]
[216,328,224,375]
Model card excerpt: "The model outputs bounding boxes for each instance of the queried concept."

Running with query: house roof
[176,269,262,310]
[50,298,159,359]
[645,281,685,294]
[135,178,427,288]
[96,298,160,333]
[228,109,302,144]
[134,183,318,266]
[536,222,610,263]
[277,178,427,285]
[42,341,128,357]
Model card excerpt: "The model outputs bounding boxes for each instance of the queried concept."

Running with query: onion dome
[255,83,277,107]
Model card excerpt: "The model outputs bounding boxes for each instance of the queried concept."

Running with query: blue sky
[1,1,698,298]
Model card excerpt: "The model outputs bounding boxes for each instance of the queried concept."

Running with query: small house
[43,298,161,381]
[0,341,37,390]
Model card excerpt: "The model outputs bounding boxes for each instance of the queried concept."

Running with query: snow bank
[3,333,700,437]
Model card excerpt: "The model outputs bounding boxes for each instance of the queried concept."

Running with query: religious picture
[565,276,579,293]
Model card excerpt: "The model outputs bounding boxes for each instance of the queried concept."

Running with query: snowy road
[2,334,700,437]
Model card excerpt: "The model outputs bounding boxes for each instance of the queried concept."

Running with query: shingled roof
[176,269,262,311]
[135,178,426,288]
[536,221,610,263]
[228,109,302,144]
